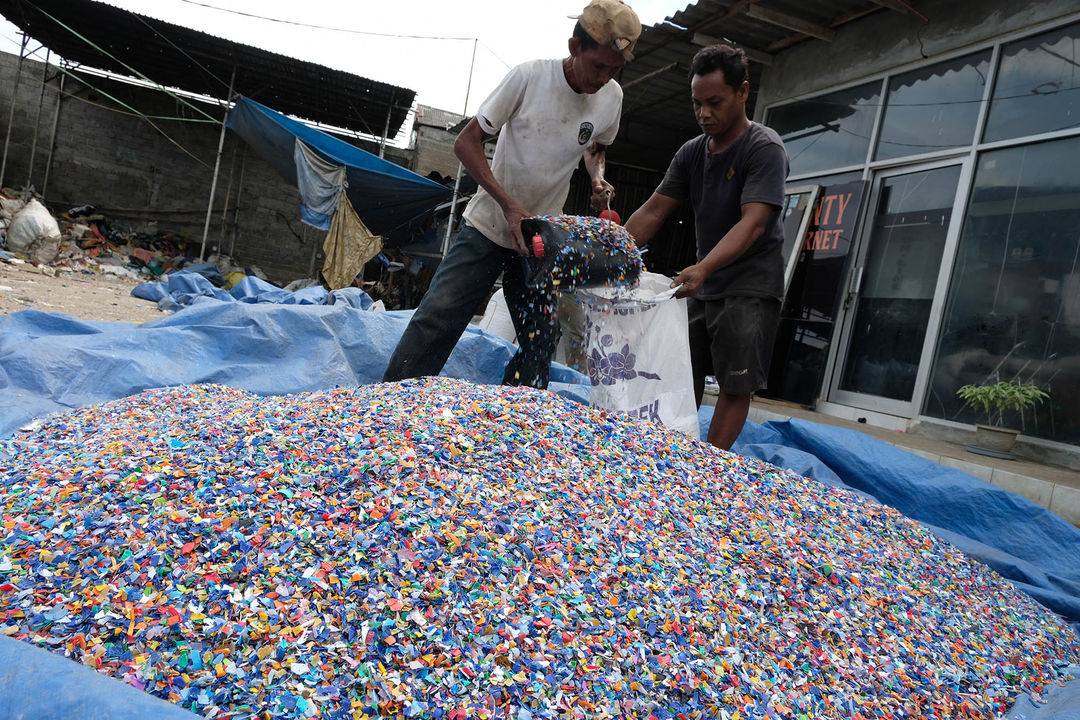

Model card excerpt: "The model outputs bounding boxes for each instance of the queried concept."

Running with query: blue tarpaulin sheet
[717,413,1080,624]
[0,302,588,443]
[0,637,198,719]
[0,301,1077,716]
[226,96,451,240]
[131,270,375,312]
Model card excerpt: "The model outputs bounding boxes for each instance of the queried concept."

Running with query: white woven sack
[581,272,698,437]
[5,199,59,254]
[476,288,517,344]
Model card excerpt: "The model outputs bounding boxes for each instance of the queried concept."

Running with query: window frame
[765,11,1080,185]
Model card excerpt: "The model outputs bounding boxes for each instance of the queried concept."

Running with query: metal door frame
[826,155,974,418]
[781,184,822,294]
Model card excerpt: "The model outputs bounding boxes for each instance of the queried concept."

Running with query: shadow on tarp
[0,306,1075,717]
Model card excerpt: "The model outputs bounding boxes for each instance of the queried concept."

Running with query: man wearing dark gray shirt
[624,44,789,450]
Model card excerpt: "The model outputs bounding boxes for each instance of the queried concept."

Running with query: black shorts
[688,295,781,396]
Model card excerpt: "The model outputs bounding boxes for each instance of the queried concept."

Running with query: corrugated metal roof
[0,0,415,138]
[611,0,914,169]
[0,0,918,170]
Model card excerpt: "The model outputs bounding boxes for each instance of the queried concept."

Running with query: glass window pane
[781,190,815,268]
[926,136,1080,445]
[789,170,864,187]
[983,21,1080,143]
[766,82,881,176]
[839,166,960,401]
[765,180,867,406]
[875,51,990,160]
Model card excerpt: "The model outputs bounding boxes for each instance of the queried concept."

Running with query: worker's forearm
[625,194,680,247]
[624,210,664,247]
[584,143,607,185]
[697,214,764,275]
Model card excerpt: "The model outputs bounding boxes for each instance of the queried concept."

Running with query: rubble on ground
[0,187,267,289]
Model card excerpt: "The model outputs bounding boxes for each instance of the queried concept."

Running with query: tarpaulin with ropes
[226,96,451,241]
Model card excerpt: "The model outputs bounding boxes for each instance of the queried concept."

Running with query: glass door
[828,161,967,417]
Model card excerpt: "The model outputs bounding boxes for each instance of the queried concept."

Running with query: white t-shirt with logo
[462,58,623,249]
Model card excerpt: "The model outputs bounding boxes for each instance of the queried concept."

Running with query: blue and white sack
[580,272,698,437]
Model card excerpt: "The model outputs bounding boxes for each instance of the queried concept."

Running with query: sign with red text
[764,180,867,406]
[803,184,862,254]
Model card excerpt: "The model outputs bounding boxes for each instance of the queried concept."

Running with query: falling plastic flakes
[521,214,644,293]
[0,378,1077,720]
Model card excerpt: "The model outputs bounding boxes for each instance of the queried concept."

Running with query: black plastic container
[519,216,641,292]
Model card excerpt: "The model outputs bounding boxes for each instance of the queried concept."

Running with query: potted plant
[955,380,1049,457]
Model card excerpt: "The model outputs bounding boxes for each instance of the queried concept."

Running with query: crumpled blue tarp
[0,637,198,719]
[695,409,1080,625]
[1005,669,1080,719]
[0,302,587,443]
[131,270,373,312]
[0,304,1075,717]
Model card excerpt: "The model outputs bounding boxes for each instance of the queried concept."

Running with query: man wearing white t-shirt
[383,0,640,389]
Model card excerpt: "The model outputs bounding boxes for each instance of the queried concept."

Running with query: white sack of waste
[5,199,61,260]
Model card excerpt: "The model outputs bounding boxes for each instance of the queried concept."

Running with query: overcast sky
[0,0,689,120]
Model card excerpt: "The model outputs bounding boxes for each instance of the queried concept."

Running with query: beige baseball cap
[572,0,642,61]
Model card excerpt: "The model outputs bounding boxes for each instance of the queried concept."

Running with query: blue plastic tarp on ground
[0,304,1076,717]
[0,637,198,719]
[696,407,1080,624]
[131,270,373,312]
[0,303,587,442]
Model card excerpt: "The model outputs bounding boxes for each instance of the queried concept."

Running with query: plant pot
[966,423,1020,459]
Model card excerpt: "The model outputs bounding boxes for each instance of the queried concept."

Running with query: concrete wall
[755,0,1080,115]
[411,105,464,181]
[0,52,414,284]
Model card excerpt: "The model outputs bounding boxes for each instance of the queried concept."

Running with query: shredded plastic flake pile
[526,214,644,292]
[1,378,1077,720]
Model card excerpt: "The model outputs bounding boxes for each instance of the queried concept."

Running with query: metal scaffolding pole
[378,91,394,159]
[200,66,236,261]
[41,72,66,201]
[228,145,247,258]
[0,33,30,190]
[442,38,478,255]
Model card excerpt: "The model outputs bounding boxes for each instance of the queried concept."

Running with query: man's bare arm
[454,117,530,254]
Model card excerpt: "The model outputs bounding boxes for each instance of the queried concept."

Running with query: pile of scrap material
[0,190,266,286]
[1,378,1077,719]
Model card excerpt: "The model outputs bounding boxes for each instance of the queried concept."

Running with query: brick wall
[0,51,415,285]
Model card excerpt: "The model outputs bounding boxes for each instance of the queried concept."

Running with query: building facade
[751,1,1080,461]
[410,105,465,182]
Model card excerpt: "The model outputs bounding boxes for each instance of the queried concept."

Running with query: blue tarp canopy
[0,300,1077,717]
[226,96,452,239]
